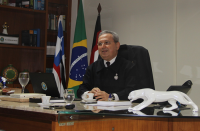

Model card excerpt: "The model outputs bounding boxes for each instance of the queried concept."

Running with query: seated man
[77,30,141,101]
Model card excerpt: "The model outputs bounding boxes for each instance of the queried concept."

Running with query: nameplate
[59,122,74,126]
[0,35,19,45]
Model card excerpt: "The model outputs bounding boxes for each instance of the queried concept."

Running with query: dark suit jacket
[77,55,141,100]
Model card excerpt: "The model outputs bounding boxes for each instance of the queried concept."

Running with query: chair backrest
[99,44,155,90]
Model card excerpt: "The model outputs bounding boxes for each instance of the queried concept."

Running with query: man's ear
[116,42,120,50]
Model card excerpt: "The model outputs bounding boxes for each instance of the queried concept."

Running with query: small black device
[65,104,75,109]
[43,106,64,110]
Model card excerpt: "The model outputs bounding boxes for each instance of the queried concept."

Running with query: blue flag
[53,15,66,97]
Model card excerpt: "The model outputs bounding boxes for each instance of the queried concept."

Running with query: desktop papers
[10,93,46,98]
[96,105,130,111]
[97,101,131,106]
[50,99,65,103]
[85,101,132,111]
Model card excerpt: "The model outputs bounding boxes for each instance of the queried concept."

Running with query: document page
[97,101,132,106]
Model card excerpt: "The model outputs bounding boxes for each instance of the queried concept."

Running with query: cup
[63,89,75,104]
[86,93,94,100]
[41,96,51,104]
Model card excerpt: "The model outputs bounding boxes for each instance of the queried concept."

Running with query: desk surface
[58,102,199,119]
[0,100,198,118]
[0,100,58,114]
[1,100,200,131]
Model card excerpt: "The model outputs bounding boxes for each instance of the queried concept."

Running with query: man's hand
[89,87,101,94]
[94,91,109,101]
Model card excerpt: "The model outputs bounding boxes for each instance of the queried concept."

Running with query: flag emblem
[68,0,88,98]
[53,15,66,97]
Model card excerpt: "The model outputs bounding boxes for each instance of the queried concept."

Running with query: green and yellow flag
[68,0,88,98]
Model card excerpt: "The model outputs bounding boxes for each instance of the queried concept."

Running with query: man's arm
[77,65,109,100]
[77,66,93,98]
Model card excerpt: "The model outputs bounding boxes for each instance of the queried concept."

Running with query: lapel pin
[114,73,118,80]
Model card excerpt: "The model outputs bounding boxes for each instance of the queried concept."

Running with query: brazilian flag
[67,0,88,98]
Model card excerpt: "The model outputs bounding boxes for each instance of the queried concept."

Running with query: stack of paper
[97,101,132,106]
[97,105,130,111]
[10,93,46,98]
[50,99,65,103]
[84,101,132,111]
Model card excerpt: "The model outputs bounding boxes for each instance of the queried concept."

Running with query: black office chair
[98,44,155,90]
[118,44,155,90]
[157,80,193,107]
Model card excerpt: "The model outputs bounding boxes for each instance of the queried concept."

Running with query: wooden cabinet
[0,0,71,87]
[46,0,71,82]
[0,5,46,73]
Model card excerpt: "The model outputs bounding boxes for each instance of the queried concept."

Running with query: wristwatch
[111,93,115,100]
[108,93,115,101]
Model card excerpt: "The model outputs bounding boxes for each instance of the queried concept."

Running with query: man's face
[98,33,120,61]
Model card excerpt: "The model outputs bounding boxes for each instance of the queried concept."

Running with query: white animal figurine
[162,110,179,116]
[128,88,198,112]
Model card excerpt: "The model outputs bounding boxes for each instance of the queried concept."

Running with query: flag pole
[97,3,102,14]
[67,0,88,98]
[89,3,102,65]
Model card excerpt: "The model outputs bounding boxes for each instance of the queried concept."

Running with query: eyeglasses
[97,41,111,46]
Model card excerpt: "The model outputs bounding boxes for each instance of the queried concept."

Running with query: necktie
[106,62,110,67]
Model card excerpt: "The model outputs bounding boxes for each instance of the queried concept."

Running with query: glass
[97,41,111,46]
[57,101,200,124]
[18,72,29,93]
[63,89,75,104]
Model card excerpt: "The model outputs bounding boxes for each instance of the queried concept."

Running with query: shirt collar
[96,55,126,73]
[104,56,117,67]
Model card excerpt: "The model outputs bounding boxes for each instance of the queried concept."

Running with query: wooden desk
[0,101,199,131]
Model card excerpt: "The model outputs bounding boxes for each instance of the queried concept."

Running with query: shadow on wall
[179,65,200,85]
[151,61,169,91]
[152,62,200,90]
